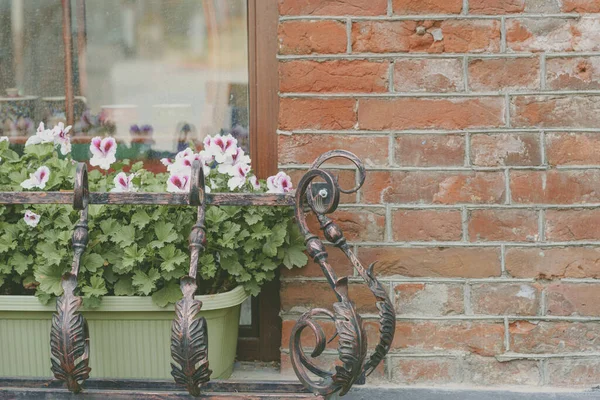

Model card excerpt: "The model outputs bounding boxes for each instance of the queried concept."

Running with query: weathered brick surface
[470,133,541,167]
[470,283,541,315]
[277,0,600,389]
[392,209,463,241]
[468,209,539,242]
[394,134,465,166]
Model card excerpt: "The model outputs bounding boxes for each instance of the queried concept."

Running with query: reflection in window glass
[0,0,249,165]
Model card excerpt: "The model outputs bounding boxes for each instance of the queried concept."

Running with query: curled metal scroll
[50,163,91,393]
[171,160,211,397]
[290,151,395,397]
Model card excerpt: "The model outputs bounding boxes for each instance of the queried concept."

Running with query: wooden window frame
[237,0,281,362]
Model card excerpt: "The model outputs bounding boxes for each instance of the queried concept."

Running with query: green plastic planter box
[0,286,248,380]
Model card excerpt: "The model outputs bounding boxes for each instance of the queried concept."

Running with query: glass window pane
[0,0,249,164]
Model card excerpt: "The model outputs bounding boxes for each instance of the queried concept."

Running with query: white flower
[227,163,251,191]
[167,173,190,193]
[25,122,54,146]
[23,210,41,228]
[110,172,137,192]
[167,148,211,177]
[267,172,293,194]
[0,136,8,142]
[89,136,117,170]
[249,175,261,191]
[204,134,237,163]
[21,166,51,189]
[218,147,251,176]
[160,158,172,167]
[52,122,72,155]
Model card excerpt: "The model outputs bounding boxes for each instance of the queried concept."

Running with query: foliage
[0,133,307,308]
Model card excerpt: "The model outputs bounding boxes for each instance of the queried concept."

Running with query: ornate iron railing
[0,151,395,398]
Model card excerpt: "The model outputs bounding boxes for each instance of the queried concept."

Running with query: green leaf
[36,242,65,266]
[114,276,135,296]
[158,244,187,272]
[205,207,229,227]
[198,253,217,279]
[131,209,151,228]
[155,221,177,243]
[116,244,146,274]
[82,253,105,273]
[112,224,136,247]
[34,263,65,296]
[280,225,308,269]
[132,268,160,295]
[24,143,54,158]
[9,252,33,275]
[262,222,287,257]
[82,275,108,297]
[152,282,183,307]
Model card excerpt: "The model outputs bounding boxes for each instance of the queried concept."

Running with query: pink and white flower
[249,175,261,191]
[89,136,117,170]
[160,158,173,167]
[166,174,191,193]
[52,122,72,155]
[23,210,41,228]
[227,163,251,191]
[25,122,55,146]
[218,147,251,175]
[21,166,51,190]
[167,148,211,177]
[266,172,293,194]
[0,136,9,142]
[110,172,137,193]
[203,134,237,163]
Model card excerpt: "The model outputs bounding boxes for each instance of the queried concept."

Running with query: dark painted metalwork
[290,151,396,397]
[49,163,91,393]
[0,151,393,397]
[171,161,211,396]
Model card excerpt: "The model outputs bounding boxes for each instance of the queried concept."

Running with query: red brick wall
[277,0,600,387]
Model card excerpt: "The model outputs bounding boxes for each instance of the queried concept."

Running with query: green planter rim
[0,285,249,312]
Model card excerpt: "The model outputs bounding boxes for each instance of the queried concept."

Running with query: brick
[278,0,388,15]
[509,321,600,354]
[470,133,541,167]
[279,134,388,166]
[546,56,600,90]
[547,359,600,387]
[395,134,465,167]
[278,20,347,55]
[469,0,525,14]
[394,321,505,356]
[389,357,461,385]
[360,246,501,278]
[359,98,505,130]
[468,57,540,91]
[546,209,600,241]
[505,246,600,279]
[351,20,500,54]
[546,132,600,166]
[280,281,380,314]
[279,98,356,130]
[546,283,600,317]
[281,244,353,278]
[471,283,541,315]
[523,0,562,12]
[306,208,386,242]
[506,19,573,52]
[510,170,600,204]
[512,95,600,128]
[468,209,539,242]
[394,283,464,316]
[392,0,463,15]
[279,60,389,93]
[392,209,463,241]
[562,0,600,12]
[463,357,540,386]
[361,171,505,204]
[507,18,600,53]
[393,59,464,93]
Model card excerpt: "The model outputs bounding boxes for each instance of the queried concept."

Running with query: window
[0,0,279,361]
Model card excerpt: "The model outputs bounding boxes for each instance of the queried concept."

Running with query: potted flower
[0,124,307,380]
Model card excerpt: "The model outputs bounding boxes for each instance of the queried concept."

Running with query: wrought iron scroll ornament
[290,150,396,397]
[50,163,91,393]
[170,161,211,396]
